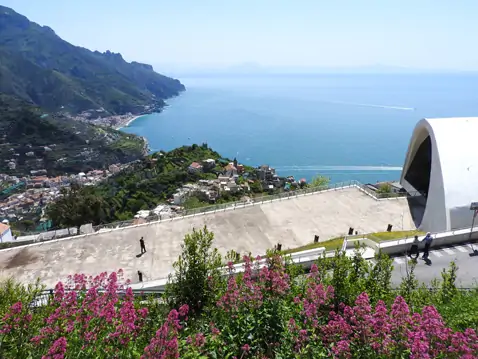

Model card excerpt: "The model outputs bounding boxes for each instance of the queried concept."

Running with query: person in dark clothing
[137,270,143,282]
[408,235,420,259]
[421,232,433,259]
[139,237,146,254]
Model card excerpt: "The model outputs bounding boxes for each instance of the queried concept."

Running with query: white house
[0,223,13,243]
[400,117,478,232]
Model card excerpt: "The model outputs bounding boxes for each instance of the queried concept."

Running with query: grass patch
[367,230,425,243]
[111,138,143,151]
[282,237,344,254]
[228,237,345,264]
[230,230,423,264]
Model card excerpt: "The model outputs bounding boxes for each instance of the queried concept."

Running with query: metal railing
[343,225,478,255]
[30,288,166,308]
[4,180,422,250]
[182,180,359,216]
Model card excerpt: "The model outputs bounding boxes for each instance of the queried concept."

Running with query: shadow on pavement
[423,258,432,266]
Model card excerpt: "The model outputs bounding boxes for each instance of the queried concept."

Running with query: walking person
[408,235,420,260]
[139,237,146,254]
[421,232,433,260]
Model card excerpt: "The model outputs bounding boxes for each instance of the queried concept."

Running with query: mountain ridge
[0,5,185,116]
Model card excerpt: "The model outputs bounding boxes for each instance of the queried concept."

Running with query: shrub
[0,229,477,358]
[165,226,222,315]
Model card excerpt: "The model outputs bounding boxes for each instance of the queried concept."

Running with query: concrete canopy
[400,117,478,232]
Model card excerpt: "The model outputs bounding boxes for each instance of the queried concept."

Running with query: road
[388,242,478,287]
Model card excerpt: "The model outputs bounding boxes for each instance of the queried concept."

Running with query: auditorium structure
[400,117,478,232]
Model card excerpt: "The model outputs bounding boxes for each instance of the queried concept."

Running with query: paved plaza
[0,187,415,288]
[389,242,478,287]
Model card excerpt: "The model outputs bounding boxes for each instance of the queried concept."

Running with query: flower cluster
[0,256,477,358]
[1,269,148,358]
[0,301,32,335]
[142,305,188,358]
[291,290,478,358]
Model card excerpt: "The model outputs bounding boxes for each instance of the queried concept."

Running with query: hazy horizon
[151,63,478,78]
[2,0,478,73]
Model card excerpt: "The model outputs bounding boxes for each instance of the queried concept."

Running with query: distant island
[0,5,185,116]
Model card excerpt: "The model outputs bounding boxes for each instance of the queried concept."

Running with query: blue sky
[2,0,478,71]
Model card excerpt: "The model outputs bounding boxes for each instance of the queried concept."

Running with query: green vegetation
[376,182,393,194]
[165,226,222,314]
[282,236,344,253]
[0,95,146,176]
[279,230,424,255]
[262,230,425,258]
[0,5,184,115]
[1,228,477,358]
[46,144,287,228]
[46,144,224,227]
[367,230,426,242]
[309,174,330,188]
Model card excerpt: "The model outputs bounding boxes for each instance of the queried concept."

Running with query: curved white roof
[400,117,478,232]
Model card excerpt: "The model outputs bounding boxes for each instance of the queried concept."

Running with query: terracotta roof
[189,162,203,169]
[31,176,48,182]
[0,223,10,234]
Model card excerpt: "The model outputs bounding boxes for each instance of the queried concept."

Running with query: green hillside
[0,5,185,115]
[0,95,146,176]
[46,144,224,227]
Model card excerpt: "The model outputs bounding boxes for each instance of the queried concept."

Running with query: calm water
[123,73,478,184]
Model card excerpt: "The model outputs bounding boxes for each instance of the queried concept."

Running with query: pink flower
[241,343,251,352]
[42,337,67,359]
[178,304,189,317]
[195,333,205,347]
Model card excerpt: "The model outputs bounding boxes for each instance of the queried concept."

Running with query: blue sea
[122,73,478,184]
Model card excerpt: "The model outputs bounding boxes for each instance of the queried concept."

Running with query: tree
[165,226,223,315]
[310,174,330,188]
[46,184,108,228]
[250,180,263,193]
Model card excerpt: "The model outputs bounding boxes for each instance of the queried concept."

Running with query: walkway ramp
[0,187,414,288]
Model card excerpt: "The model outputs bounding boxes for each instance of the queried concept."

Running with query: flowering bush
[0,231,477,358]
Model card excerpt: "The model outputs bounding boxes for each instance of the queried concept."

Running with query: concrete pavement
[388,242,478,287]
[0,187,415,288]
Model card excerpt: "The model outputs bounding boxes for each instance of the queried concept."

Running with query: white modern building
[400,117,478,232]
[0,222,13,243]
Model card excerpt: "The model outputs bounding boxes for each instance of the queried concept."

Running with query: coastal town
[67,110,144,129]
[0,162,131,231]
[1,144,401,238]
[134,160,297,221]
[0,149,312,236]
[64,103,161,129]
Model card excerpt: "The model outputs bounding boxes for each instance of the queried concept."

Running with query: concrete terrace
[0,187,415,288]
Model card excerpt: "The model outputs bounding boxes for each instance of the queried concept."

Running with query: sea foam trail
[324,100,414,111]
[274,166,403,171]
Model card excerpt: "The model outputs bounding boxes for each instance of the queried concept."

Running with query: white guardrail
[128,247,327,291]
[129,228,478,291]
[0,180,453,254]
[344,228,478,257]
[2,181,365,251]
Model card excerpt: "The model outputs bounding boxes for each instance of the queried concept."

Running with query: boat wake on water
[323,100,414,111]
[274,165,403,172]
